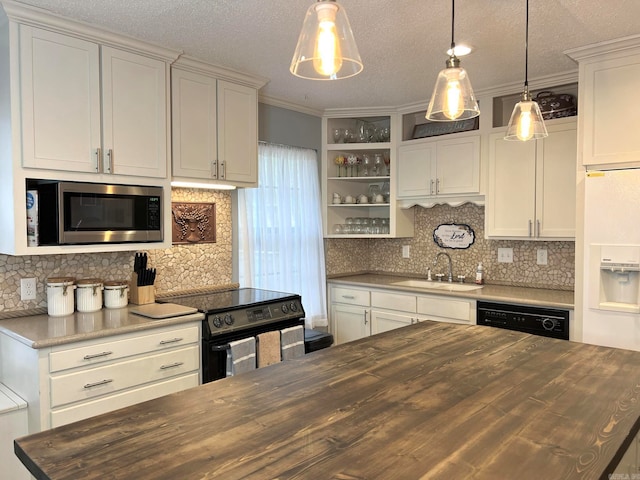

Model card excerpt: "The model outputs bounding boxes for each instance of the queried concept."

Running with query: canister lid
[46,276,75,285]
[76,278,103,287]
[104,280,128,288]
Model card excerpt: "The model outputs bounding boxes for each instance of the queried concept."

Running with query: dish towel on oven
[257,331,281,367]
[226,337,256,376]
[280,325,305,361]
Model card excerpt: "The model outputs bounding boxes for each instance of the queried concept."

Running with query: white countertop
[0,305,204,349]
[328,273,574,309]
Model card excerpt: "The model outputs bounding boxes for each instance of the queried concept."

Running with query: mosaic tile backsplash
[325,204,575,291]
[0,199,574,314]
[0,188,233,313]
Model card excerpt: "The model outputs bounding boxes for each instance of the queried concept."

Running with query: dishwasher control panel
[477,301,569,340]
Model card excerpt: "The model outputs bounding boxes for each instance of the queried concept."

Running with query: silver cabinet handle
[95,148,102,173]
[430,179,435,195]
[211,160,218,179]
[436,178,440,194]
[364,310,368,325]
[106,148,114,173]
[536,219,541,237]
[83,351,113,360]
[528,220,533,237]
[160,361,184,370]
[220,160,226,179]
[341,295,355,299]
[84,379,113,389]
[159,337,183,345]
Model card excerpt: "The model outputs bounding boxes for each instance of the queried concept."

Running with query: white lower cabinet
[0,322,201,433]
[330,282,476,345]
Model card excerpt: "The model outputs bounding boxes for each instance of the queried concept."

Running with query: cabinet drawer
[417,295,474,323]
[331,286,370,306]
[50,345,199,408]
[50,373,198,428]
[371,291,417,313]
[50,324,199,373]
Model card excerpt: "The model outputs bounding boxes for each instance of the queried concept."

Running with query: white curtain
[237,142,328,327]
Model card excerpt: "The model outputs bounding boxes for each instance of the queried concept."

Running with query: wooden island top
[15,321,640,479]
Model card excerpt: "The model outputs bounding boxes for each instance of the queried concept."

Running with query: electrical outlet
[21,277,37,301]
[537,248,548,265]
[402,245,411,258]
[498,247,514,263]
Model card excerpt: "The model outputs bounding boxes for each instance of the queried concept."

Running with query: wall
[0,187,232,313]
[325,203,575,291]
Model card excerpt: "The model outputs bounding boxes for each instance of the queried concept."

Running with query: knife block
[129,273,155,305]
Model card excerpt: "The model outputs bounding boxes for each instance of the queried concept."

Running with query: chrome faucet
[433,252,453,283]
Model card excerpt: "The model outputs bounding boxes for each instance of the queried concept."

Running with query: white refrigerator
[582,168,640,351]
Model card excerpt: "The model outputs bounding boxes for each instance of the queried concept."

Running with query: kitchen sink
[391,280,484,292]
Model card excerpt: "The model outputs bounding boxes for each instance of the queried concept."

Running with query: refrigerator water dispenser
[594,245,640,313]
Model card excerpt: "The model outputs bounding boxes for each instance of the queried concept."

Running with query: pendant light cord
[450,0,456,51]
[524,0,529,89]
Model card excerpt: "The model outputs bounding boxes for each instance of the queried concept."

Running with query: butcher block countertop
[329,273,574,309]
[15,321,640,480]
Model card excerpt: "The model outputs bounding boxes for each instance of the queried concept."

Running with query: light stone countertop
[328,273,574,309]
[0,306,204,349]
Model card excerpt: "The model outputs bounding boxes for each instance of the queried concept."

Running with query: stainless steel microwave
[28,180,163,245]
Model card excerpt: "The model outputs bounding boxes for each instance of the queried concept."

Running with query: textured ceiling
[9,0,640,113]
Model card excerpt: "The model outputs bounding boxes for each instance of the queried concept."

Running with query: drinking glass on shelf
[361,154,372,176]
[373,153,385,176]
[333,224,344,234]
[332,128,344,144]
[343,128,354,143]
[368,184,381,203]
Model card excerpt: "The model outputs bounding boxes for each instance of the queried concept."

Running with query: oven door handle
[210,344,231,352]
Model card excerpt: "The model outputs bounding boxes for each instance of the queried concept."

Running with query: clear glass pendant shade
[290,0,363,80]
[426,60,480,121]
[504,94,548,141]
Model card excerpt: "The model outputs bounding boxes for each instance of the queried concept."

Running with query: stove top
[159,288,299,313]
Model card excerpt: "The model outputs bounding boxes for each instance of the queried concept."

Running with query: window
[237,142,327,327]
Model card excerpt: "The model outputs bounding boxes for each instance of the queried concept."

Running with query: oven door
[202,318,305,384]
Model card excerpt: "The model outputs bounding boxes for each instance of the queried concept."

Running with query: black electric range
[159,288,305,383]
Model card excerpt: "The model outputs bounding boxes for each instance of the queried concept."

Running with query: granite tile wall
[0,188,233,313]
[325,204,575,291]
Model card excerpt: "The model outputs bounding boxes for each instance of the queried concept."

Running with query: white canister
[103,280,129,309]
[46,277,76,317]
[76,279,104,313]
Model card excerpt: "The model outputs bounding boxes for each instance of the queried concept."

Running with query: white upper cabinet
[171,59,266,188]
[567,37,640,168]
[486,119,577,239]
[19,26,101,173]
[397,134,480,201]
[171,68,218,179]
[101,46,167,178]
[20,26,168,179]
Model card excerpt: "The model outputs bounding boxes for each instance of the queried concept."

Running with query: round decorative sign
[433,223,475,249]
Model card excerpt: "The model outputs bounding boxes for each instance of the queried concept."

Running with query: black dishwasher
[477,301,569,340]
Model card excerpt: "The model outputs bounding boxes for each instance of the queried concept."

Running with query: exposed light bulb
[312,3,342,77]
[516,103,534,141]
[444,77,464,120]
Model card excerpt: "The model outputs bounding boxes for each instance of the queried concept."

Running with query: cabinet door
[537,123,577,238]
[19,26,101,173]
[101,46,167,178]
[217,80,258,186]
[486,133,536,237]
[581,55,640,166]
[397,143,435,197]
[370,309,413,335]
[331,304,369,345]
[171,68,218,179]
[436,136,480,195]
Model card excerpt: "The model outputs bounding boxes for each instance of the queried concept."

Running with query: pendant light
[504,0,548,141]
[290,0,363,80]
[426,0,479,122]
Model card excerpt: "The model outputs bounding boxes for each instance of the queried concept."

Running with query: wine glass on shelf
[334,155,345,177]
[373,153,385,176]
[361,154,372,176]
[332,128,344,144]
